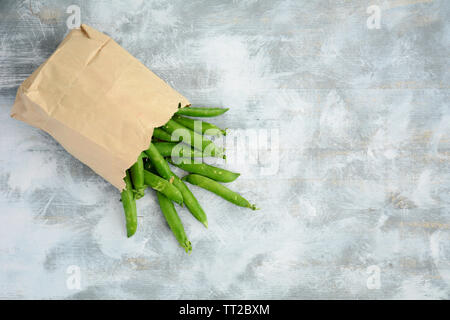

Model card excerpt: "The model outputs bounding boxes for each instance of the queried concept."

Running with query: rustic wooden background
[0,0,449,299]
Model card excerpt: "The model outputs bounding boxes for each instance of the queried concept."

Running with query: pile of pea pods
[120,106,258,253]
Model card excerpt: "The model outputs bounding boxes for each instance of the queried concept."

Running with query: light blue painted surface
[0,0,449,299]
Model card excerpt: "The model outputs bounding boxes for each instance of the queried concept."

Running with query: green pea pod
[182,174,258,210]
[169,159,239,183]
[152,128,173,142]
[172,174,208,228]
[156,192,192,253]
[144,143,174,180]
[175,106,229,117]
[130,152,146,199]
[121,171,138,237]
[143,170,183,205]
[153,142,205,158]
[162,119,224,157]
[172,115,226,136]
[153,142,225,160]
[143,157,152,172]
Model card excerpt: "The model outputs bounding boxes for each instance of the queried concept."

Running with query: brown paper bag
[11,24,189,190]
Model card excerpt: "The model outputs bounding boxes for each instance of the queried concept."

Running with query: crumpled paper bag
[11,24,189,190]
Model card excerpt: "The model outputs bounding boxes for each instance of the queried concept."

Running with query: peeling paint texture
[0,0,449,299]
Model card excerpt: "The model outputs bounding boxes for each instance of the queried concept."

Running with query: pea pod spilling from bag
[160,120,225,157]
[121,171,138,238]
[122,106,258,253]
